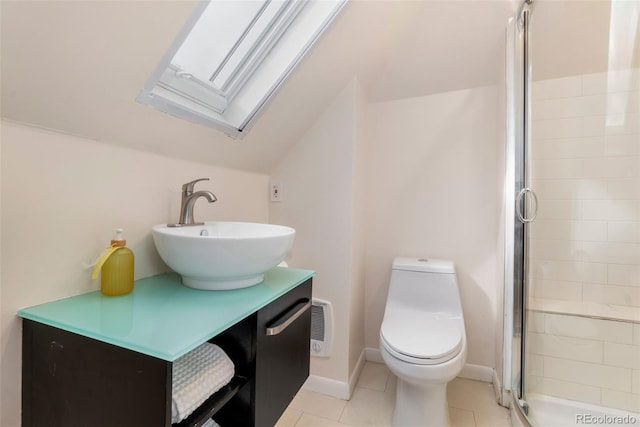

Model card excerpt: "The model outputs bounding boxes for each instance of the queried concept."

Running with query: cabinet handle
[265,300,311,336]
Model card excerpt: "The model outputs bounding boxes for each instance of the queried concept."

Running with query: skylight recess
[137,0,347,139]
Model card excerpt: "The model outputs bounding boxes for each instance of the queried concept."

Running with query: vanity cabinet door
[22,320,171,427]
[255,279,312,427]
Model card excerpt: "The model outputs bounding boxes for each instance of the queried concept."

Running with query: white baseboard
[365,347,494,383]
[365,347,384,364]
[303,374,350,400]
[459,363,494,383]
[304,347,498,402]
[348,349,366,398]
[303,348,366,400]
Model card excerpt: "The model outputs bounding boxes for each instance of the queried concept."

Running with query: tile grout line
[284,364,512,427]
[471,410,479,427]
[383,371,391,393]
[337,395,349,424]
[291,409,303,427]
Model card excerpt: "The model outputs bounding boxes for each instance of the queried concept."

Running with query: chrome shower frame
[504,0,535,425]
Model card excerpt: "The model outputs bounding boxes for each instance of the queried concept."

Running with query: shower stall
[506,0,640,425]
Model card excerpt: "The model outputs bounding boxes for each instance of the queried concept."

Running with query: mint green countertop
[18,267,314,361]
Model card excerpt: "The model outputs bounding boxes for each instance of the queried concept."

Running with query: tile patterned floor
[276,362,511,427]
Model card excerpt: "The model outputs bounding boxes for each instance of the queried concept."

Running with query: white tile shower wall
[526,313,640,413]
[530,68,640,309]
[527,69,640,414]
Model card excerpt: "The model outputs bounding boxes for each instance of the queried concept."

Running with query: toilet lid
[380,309,462,362]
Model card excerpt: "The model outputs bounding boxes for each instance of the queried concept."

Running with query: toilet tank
[387,257,463,316]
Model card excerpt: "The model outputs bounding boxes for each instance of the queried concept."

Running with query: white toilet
[380,257,467,427]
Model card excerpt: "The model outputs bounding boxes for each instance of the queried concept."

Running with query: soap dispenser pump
[92,228,134,296]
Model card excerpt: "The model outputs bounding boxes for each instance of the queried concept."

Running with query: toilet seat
[380,309,462,365]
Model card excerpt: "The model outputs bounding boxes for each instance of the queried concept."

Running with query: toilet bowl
[379,257,467,427]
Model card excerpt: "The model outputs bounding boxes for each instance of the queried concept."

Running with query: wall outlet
[270,182,282,202]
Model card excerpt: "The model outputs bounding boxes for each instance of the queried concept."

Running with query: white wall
[270,81,502,391]
[0,122,269,426]
[269,79,366,388]
[364,86,500,369]
[348,82,367,379]
[1,81,505,424]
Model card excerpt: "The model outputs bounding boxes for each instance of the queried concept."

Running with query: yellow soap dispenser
[92,228,134,296]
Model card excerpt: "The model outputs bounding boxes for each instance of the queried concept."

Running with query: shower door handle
[516,188,538,223]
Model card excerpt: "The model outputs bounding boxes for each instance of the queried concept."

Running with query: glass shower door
[520,1,640,424]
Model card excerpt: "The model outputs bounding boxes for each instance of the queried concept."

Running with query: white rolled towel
[171,342,235,424]
[201,419,220,427]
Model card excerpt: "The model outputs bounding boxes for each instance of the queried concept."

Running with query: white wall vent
[310,298,333,357]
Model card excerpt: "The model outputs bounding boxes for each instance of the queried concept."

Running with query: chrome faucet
[168,178,217,227]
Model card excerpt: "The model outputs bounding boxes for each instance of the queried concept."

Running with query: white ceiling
[1,0,518,174]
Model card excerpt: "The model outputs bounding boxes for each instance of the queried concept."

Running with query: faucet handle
[182,178,209,194]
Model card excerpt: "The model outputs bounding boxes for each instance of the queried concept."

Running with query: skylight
[137,0,347,139]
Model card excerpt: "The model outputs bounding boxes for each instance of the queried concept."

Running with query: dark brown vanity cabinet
[22,278,312,427]
[255,279,312,427]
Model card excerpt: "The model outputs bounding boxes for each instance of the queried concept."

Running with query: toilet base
[391,380,450,427]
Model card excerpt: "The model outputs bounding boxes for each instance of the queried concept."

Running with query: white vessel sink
[151,222,295,290]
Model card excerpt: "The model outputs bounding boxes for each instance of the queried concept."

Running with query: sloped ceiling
[1,1,517,173]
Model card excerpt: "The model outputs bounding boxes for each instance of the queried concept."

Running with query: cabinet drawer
[255,279,312,427]
[22,320,171,427]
